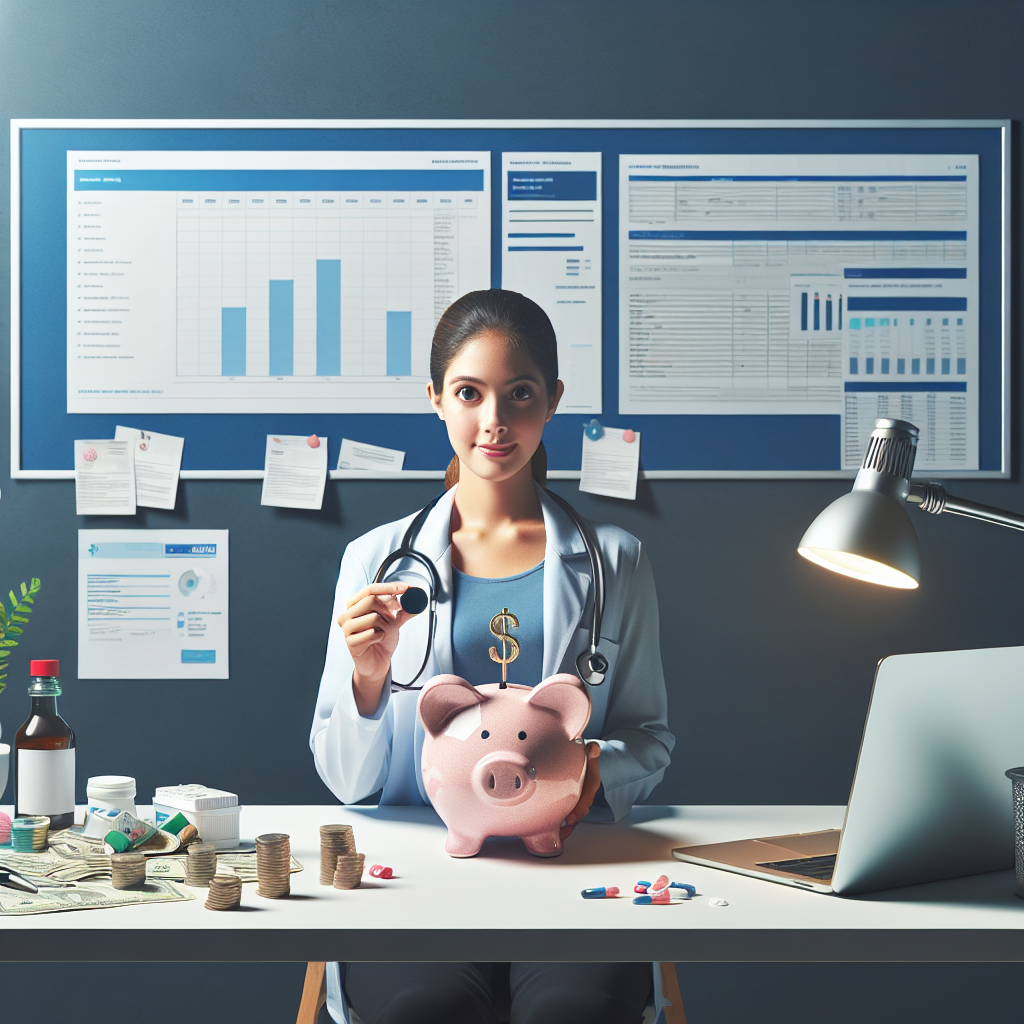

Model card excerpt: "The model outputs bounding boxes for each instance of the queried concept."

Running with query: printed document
[502,153,602,413]
[579,427,640,501]
[75,439,136,515]
[66,150,490,415]
[114,426,184,509]
[261,434,328,509]
[337,438,405,472]
[619,153,979,471]
[78,529,229,679]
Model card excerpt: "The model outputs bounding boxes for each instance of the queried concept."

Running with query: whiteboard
[10,120,1010,479]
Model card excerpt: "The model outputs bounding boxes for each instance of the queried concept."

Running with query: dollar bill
[0,878,194,916]
[0,830,113,882]
[146,852,303,882]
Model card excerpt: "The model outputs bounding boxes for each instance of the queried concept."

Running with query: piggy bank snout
[472,751,537,805]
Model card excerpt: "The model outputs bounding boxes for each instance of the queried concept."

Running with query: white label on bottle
[17,748,76,815]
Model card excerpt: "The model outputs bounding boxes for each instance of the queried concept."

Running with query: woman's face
[427,330,563,484]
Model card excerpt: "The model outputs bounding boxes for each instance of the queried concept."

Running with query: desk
[1,805,1021,962]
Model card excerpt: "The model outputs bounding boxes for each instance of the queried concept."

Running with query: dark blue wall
[0,2,1021,1021]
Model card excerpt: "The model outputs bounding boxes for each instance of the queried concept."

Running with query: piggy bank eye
[481,730,490,739]
[518,731,527,740]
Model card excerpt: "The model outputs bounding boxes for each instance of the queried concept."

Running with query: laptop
[673,646,1024,894]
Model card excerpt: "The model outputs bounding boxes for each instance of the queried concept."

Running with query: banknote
[146,852,303,882]
[0,878,194,916]
[0,830,112,881]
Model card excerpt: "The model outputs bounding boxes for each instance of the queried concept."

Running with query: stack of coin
[10,816,49,852]
[184,841,218,886]
[333,852,365,890]
[255,833,291,898]
[110,852,147,890]
[319,824,355,885]
[205,874,243,910]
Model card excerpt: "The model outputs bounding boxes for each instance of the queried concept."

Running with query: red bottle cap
[30,659,60,677]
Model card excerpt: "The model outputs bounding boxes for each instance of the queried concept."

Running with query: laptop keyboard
[755,854,837,880]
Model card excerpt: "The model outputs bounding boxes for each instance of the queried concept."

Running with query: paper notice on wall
[78,529,229,679]
[75,439,136,515]
[114,426,184,509]
[337,438,406,472]
[579,427,641,501]
[261,435,328,509]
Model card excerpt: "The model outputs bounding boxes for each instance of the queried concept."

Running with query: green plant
[0,578,42,695]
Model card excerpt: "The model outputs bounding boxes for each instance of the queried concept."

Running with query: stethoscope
[374,489,609,692]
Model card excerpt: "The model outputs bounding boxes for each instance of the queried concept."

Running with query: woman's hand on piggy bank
[339,582,417,715]
[560,741,602,840]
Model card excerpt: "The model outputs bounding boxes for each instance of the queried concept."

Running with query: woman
[310,289,674,1024]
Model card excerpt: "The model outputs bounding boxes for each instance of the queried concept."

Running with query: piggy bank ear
[417,674,484,737]
[526,673,592,740]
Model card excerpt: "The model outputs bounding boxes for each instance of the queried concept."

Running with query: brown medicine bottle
[14,659,76,830]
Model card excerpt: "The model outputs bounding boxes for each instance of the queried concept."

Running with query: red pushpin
[622,429,636,443]
[307,435,321,448]
[369,864,393,879]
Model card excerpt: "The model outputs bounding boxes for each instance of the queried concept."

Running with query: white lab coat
[309,483,675,1022]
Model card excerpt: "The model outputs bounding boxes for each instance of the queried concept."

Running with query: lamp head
[798,419,922,589]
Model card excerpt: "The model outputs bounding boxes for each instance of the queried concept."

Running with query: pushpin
[83,447,98,462]
[622,429,636,443]
[584,418,604,441]
[581,886,620,899]
[307,435,321,448]
[369,864,393,879]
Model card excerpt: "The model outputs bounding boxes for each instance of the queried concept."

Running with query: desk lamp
[798,418,1024,588]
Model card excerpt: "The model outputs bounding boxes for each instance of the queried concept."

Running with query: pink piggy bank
[418,673,592,858]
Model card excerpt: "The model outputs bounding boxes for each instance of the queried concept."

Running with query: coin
[255,833,291,898]
[319,823,356,885]
[205,874,243,910]
[11,815,49,852]
[333,853,365,890]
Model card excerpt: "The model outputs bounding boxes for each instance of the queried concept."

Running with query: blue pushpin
[584,418,604,441]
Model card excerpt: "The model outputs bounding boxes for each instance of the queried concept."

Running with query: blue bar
[800,292,807,331]
[881,358,890,374]
[838,295,843,330]
[386,311,412,376]
[849,318,861,329]
[630,230,966,241]
[926,358,936,374]
[507,233,576,238]
[813,293,819,331]
[221,308,246,376]
[941,358,950,374]
[269,280,294,376]
[844,267,968,279]
[182,650,216,663]
[847,297,968,311]
[508,246,584,252]
[629,174,966,182]
[508,171,597,201]
[912,358,921,374]
[75,168,485,191]
[957,358,966,374]
[316,260,341,376]
[825,295,833,331]
[942,318,949,326]
[849,357,858,374]
[845,382,967,392]
[865,319,876,327]
[897,359,906,374]
[866,357,874,374]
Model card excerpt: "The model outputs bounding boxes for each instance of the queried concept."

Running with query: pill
[633,892,685,905]
[648,874,670,894]
[634,883,649,894]
[368,864,393,879]
[669,882,696,896]
[581,886,620,899]
[709,897,729,907]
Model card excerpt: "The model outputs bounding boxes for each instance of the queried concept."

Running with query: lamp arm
[907,482,1024,532]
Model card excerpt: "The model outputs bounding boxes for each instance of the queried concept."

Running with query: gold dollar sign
[488,607,520,687]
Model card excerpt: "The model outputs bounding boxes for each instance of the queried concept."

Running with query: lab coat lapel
[538,486,589,678]
[412,486,456,678]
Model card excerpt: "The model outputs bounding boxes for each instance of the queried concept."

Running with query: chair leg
[296,961,328,1024]
[659,961,688,1024]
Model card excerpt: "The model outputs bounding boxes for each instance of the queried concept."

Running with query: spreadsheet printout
[619,154,979,471]
[501,153,602,414]
[67,151,491,415]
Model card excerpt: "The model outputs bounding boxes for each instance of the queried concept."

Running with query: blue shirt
[451,562,544,687]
